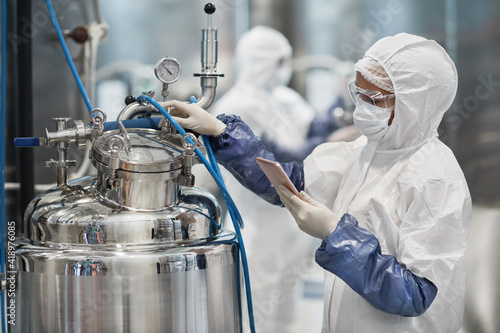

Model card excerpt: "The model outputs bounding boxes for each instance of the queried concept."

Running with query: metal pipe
[200,27,218,74]
[196,77,217,110]
[51,118,73,187]
[116,102,158,121]
[56,145,68,186]
[17,0,34,226]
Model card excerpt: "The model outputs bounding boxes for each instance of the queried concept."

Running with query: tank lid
[91,129,184,173]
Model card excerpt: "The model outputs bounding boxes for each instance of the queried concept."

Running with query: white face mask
[353,101,393,140]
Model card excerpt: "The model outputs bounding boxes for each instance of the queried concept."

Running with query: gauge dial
[154,57,182,84]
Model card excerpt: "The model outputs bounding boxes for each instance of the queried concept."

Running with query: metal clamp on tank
[176,133,198,187]
[90,108,107,142]
[104,135,126,189]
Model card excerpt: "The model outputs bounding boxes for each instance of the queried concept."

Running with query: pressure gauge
[154,57,182,84]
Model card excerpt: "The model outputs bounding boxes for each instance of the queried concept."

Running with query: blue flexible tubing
[196,100,246,330]
[200,127,243,228]
[1,0,8,330]
[138,95,255,333]
[200,135,245,331]
[46,0,93,113]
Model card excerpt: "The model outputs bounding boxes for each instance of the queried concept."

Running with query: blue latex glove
[316,213,438,316]
[161,100,227,136]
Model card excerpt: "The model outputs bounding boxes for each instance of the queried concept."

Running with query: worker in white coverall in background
[162,32,471,332]
[212,26,343,332]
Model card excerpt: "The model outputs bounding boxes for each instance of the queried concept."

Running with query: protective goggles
[347,80,395,110]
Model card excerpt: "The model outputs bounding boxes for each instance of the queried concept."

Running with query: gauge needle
[163,65,172,75]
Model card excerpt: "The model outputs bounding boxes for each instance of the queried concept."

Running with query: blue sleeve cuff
[316,214,438,317]
[208,114,305,206]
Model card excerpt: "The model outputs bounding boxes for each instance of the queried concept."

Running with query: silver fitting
[90,108,107,143]
[176,133,198,187]
[45,116,93,148]
[105,135,126,189]
[45,118,78,187]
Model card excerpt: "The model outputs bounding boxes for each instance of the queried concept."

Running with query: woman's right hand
[160,100,227,136]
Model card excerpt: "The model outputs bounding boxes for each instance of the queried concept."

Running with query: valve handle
[125,95,136,105]
[67,26,89,44]
[204,3,216,14]
[14,137,42,147]
[118,121,132,155]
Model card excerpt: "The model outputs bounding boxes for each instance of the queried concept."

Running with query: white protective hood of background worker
[304,33,471,332]
[214,25,316,147]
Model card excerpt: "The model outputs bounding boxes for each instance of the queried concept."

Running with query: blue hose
[1,0,8,330]
[200,137,246,333]
[137,95,255,333]
[46,0,93,113]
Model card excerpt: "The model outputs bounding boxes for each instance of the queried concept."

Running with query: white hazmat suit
[303,33,471,332]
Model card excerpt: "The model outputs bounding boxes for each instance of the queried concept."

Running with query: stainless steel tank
[11,125,241,333]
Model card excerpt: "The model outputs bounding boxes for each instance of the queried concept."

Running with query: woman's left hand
[277,185,339,239]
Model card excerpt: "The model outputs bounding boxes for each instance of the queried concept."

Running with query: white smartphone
[256,157,300,197]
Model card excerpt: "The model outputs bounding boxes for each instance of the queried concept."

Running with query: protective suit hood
[365,33,458,150]
[233,25,292,90]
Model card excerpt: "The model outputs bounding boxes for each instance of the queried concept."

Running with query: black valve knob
[68,26,89,44]
[125,95,136,105]
[204,3,216,14]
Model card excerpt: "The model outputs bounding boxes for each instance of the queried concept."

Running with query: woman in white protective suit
[212,26,341,332]
[162,33,471,332]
